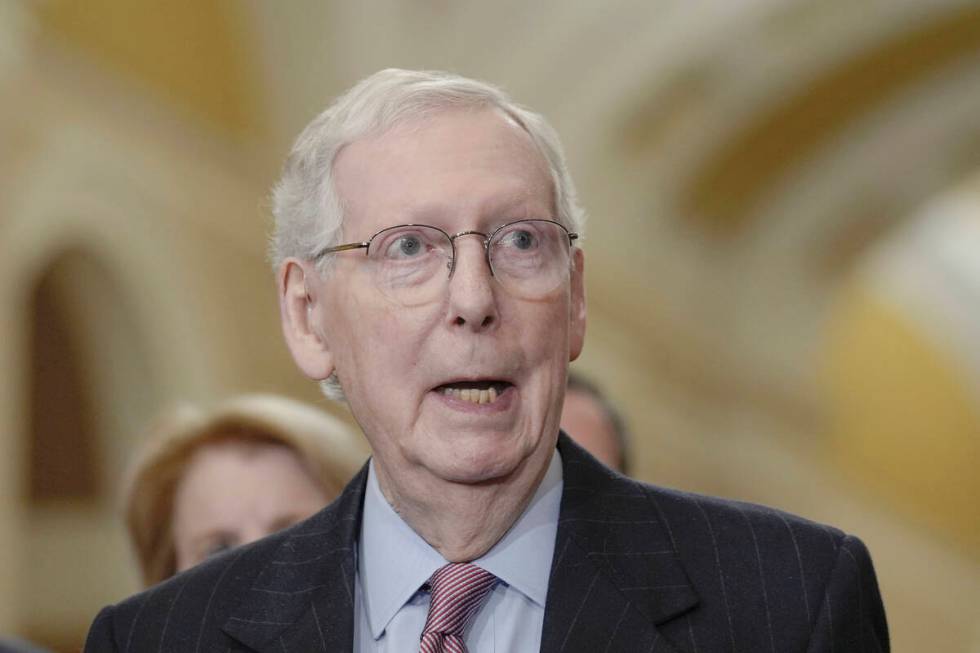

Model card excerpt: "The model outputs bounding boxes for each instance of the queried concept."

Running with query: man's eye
[502,229,537,250]
[386,235,424,259]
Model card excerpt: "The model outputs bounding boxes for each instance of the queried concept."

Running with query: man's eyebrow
[489,196,551,217]
[403,195,550,224]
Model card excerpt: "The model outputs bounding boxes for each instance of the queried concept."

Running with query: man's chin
[423,441,544,487]
[426,458,516,486]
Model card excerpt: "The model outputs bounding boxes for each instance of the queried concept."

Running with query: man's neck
[373,449,553,562]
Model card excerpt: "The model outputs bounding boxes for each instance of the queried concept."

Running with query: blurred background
[0,0,978,650]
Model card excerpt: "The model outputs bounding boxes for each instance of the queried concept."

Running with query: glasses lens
[367,225,452,305]
[489,220,571,298]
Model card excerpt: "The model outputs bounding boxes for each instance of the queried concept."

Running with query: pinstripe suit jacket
[85,434,888,652]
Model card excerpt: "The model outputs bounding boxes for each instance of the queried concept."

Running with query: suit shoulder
[89,524,295,645]
[631,482,883,644]
[85,488,363,651]
[631,480,850,571]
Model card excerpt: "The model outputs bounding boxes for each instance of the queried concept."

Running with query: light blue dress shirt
[354,450,563,652]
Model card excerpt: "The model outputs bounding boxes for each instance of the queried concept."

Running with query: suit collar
[359,450,562,640]
[357,460,445,639]
[540,434,699,653]
[221,462,368,653]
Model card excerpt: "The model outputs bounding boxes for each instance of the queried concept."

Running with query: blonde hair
[123,394,367,586]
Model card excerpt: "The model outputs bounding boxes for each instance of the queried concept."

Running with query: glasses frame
[312,219,578,280]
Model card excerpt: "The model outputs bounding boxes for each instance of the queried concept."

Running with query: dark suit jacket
[86,434,888,652]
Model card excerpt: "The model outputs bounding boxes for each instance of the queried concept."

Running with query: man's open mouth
[434,380,513,405]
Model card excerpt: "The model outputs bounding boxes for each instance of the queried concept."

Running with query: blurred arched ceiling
[20,0,979,486]
[36,0,265,141]
[26,0,980,496]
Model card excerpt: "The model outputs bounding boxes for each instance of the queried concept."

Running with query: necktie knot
[419,563,497,653]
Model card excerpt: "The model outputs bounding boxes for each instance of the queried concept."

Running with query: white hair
[270,68,586,401]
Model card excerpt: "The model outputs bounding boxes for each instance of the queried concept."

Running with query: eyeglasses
[313,219,578,306]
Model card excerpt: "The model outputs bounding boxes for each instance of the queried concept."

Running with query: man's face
[296,108,585,492]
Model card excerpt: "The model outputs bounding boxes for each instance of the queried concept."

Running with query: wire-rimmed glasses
[313,219,578,306]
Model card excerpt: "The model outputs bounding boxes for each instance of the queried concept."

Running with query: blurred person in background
[560,371,631,474]
[123,394,367,586]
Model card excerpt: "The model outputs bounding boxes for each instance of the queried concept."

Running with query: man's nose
[446,235,498,330]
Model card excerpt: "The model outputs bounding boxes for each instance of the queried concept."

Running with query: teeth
[441,384,503,404]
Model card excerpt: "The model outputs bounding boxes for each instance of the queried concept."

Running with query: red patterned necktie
[419,563,498,653]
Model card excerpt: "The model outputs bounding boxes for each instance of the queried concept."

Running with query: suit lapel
[540,435,699,653]
[221,464,368,653]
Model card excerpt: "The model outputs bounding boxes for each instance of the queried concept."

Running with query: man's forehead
[371,105,529,143]
[335,106,542,171]
[332,108,555,229]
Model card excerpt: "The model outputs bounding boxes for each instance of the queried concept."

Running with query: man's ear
[569,248,587,362]
[279,259,336,380]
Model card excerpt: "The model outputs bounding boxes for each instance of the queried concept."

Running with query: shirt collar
[358,449,563,639]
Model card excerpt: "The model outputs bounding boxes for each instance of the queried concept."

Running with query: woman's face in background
[172,439,331,572]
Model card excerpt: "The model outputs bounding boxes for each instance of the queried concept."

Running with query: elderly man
[86,69,887,652]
